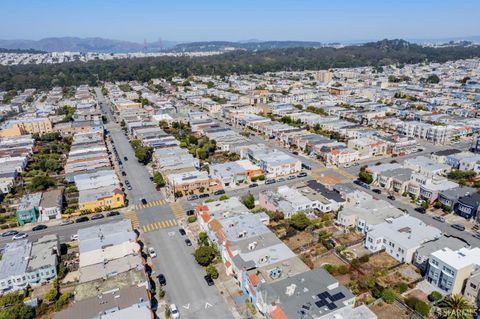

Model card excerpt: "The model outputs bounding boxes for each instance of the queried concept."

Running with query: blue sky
[1,0,479,42]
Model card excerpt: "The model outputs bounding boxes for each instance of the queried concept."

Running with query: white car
[12,233,28,240]
[170,304,180,319]
[148,247,157,258]
[70,234,79,241]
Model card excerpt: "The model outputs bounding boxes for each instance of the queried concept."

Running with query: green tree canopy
[290,212,311,230]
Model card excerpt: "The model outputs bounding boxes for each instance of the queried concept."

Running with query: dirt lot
[334,232,364,247]
[284,231,316,252]
[313,251,358,286]
[404,288,429,303]
[358,252,400,276]
[370,301,411,319]
[378,264,422,288]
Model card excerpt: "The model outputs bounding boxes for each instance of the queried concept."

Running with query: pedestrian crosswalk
[169,202,184,219]
[132,199,167,210]
[334,167,355,179]
[125,211,139,229]
[142,219,178,233]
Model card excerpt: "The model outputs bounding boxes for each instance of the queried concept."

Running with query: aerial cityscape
[1,1,480,319]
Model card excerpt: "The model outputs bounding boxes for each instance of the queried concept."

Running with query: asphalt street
[96,87,234,319]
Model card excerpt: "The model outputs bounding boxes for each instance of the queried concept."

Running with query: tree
[219,195,229,201]
[55,292,73,311]
[438,294,476,319]
[428,291,443,302]
[426,74,440,84]
[199,232,209,246]
[242,192,255,209]
[381,288,396,304]
[0,304,35,319]
[358,169,373,184]
[405,297,431,317]
[27,175,56,192]
[152,172,165,187]
[44,286,58,303]
[290,212,311,230]
[194,246,216,266]
[205,265,219,279]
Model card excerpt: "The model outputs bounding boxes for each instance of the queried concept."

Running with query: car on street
[185,239,192,246]
[204,275,215,286]
[199,193,210,199]
[265,179,276,185]
[75,216,89,223]
[106,211,120,217]
[187,195,199,201]
[118,160,122,165]
[122,171,126,176]
[158,274,166,286]
[70,234,79,241]
[125,180,130,185]
[372,189,382,194]
[32,224,48,231]
[185,209,195,216]
[60,219,74,226]
[292,151,299,155]
[170,304,180,319]
[432,216,446,223]
[148,247,157,258]
[414,207,426,214]
[451,224,466,231]
[2,230,18,237]
[398,208,408,213]
[472,232,480,240]
[12,233,28,240]
[179,228,186,236]
[214,189,225,195]
[387,195,396,201]
[297,172,307,178]
[123,156,128,161]
[287,175,296,180]
[91,213,104,220]
[249,183,258,188]
[141,198,148,205]
[353,179,370,189]
[127,185,132,190]
[277,178,285,182]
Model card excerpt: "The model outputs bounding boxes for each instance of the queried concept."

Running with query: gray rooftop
[416,235,468,259]
[27,235,58,272]
[0,239,32,280]
[77,220,136,254]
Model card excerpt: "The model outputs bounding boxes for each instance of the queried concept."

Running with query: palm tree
[438,294,476,319]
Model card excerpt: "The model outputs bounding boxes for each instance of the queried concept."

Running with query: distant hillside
[0,48,46,54]
[170,40,326,52]
[2,39,480,91]
[0,37,177,53]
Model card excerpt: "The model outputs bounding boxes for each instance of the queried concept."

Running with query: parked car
[1,230,18,237]
[249,183,258,188]
[70,234,79,241]
[265,179,276,185]
[32,224,48,231]
[204,275,215,286]
[199,193,210,199]
[148,247,157,258]
[106,211,120,217]
[187,195,199,201]
[185,239,192,246]
[158,274,166,286]
[127,185,132,190]
[292,151,299,155]
[12,233,28,240]
[170,304,180,319]
[91,214,104,220]
[122,171,127,176]
[179,228,186,236]
[398,208,408,213]
[451,224,466,231]
[60,219,74,226]
[472,232,480,240]
[185,209,195,216]
[287,175,296,180]
[75,216,89,223]
[141,198,148,205]
[123,156,128,161]
[432,216,445,223]
[387,195,396,201]
[277,178,286,182]
[214,189,225,195]
[297,172,307,178]
[414,207,426,214]
[353,179,370,189]
[372,189,382,194]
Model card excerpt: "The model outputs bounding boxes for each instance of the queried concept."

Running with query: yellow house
[0,124,24,137]
[18,118,53,134]
[78,186,124,211]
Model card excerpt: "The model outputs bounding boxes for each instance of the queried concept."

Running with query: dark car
[76,216,90,223]
[214,189,226,195]
[204,275,214,286]
[387,195,396,201]
[118,160,123,165]
[451,224,466,231]
[297,172,307,178]
[122,171,127,176]
[157,274,166,286]
[141,198,148,205]
[186,209,195,216]
[199,193,209,199]
[91,214,104,220]
[472,232,480,240]
[106,211,120,217]
[123,156,128,161]
[32,224,48,231]
[353,179,370,189]
[187,195,199,201]
[372,189,382,194]
[249,183,258,188]
[399,208,408,213]
[1,230,19,237]
[414,207,426,214]
[292,151,299,155]
[185,239,192,246]
[179,228,186,236]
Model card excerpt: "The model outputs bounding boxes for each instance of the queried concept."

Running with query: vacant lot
[358,252,399,276]
[370,301,411,319]
[378,264,422,288]
[335,232,364,247]
[284,231,316,252]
